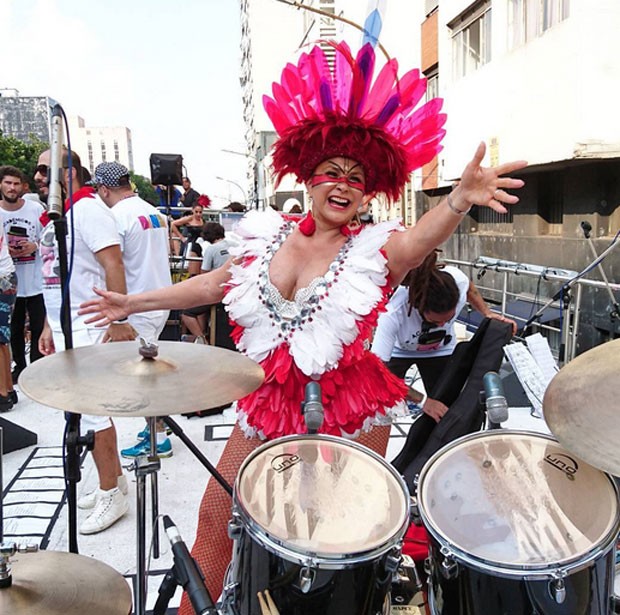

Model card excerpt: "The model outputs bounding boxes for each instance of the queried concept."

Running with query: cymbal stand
[64,419,94,554]
[133,423,161,615]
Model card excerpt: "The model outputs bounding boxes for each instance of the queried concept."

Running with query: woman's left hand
[454,142,527,214]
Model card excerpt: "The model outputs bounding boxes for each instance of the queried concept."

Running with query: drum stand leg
[133,419,162,615]
[163,417,232,496]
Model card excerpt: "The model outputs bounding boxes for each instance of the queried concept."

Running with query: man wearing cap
[37,149,135,535]
[93,161,173,458]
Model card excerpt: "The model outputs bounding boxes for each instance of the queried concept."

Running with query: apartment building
[239,0,620,350]
[67,116,134,174]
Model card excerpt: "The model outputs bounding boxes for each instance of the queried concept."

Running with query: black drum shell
[426,534,616,615]
[227,525,394,615]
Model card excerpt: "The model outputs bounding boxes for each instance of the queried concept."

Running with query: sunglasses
[34,164,49,176]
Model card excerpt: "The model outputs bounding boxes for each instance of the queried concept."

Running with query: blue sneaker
[406,400,423,418]
[136,425,172,440]
[121,437,173,459]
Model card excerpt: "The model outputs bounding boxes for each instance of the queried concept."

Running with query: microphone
[483,371,509,427]
[580,220,592,239]
[162,515,217,615]
[302,382,324,434]
[48,104,65,220]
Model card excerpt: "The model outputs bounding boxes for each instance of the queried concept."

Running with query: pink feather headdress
[263,41,447,201]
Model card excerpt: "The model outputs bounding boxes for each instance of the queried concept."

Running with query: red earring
[298,211,316,236]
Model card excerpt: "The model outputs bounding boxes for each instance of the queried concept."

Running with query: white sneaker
[79,487,128,535]
[78,474,129,510]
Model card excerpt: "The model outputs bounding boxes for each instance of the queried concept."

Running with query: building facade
[67,116,134,174]
[239,0,619,353]
[0,94,54,142]
[423,0,620,352]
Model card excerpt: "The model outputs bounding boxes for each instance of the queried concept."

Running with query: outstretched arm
[385,142,527,285]
[79,258,233,327]
[466,281,518,335]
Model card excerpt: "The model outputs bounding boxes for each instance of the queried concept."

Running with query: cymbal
[543,338,620,475]
[0,550,132,614]
[19,341,264,417]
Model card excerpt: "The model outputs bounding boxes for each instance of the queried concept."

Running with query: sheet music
[525,333,559,383]
[503,342,549,417]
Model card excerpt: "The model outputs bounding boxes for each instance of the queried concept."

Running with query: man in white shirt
[0,165,46,386]
[93,161,173,458]
[37,149,135,535]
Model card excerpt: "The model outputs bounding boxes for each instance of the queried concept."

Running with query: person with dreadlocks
[371,250,517,422]
[78,41,526,605]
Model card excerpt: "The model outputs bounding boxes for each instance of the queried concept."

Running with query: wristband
[112,318,129,324]
[447,192,471,215]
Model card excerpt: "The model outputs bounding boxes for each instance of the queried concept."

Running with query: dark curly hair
[201,222,226,244]
[404,250,460,317]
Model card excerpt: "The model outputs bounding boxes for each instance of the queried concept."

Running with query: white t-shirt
[0,228,15,277]
[109,194,171,340]
[201,238,231,272]
[371,266,470,360]
[41,192,120,334]
[0,199,45,296]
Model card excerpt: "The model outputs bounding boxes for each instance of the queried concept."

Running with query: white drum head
[418,431,619,570]
[236,436,409,558]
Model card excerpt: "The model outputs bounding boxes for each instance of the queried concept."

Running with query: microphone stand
[48,128,98,555]
[580,222,620,319]
[54,210,96,554]
[521,237,620,364]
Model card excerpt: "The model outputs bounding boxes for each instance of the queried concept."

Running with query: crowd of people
[1,39,528,614]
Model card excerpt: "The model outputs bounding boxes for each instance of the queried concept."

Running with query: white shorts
[51,328,111,433]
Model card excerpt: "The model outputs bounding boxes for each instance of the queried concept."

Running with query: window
[114,139,120,162]
[425,68,439,101]
[101,140,107,162]
[451,2,492,79]
[508,0,570,49]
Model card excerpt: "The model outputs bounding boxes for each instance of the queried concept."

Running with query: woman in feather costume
[79,41,526,606]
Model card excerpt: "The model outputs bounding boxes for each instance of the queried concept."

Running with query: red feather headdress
[197,194,211,208]
[263,41,447,201]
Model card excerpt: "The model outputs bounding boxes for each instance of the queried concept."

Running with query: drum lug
[549,572,567,604]
[299,566,316,594]
[227,514,243,540]
[386,546,402,575]
[440,546,459,580]
[409,495,422,526]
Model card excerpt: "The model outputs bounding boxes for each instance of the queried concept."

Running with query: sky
[1,0,248,207]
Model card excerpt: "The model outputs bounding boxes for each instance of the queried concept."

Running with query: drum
[417,430,620,615]
[224,434,410,615]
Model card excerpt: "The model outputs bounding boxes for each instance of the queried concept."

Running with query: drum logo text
[271,453,301,473]
[544,453,578,479]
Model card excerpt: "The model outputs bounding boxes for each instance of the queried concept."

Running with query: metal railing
[445,257,620,365]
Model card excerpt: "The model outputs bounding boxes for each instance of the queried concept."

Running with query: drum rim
[417,429,620,578]
[233,433,411,566]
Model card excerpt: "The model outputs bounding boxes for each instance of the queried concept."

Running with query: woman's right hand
[78,287,131,327]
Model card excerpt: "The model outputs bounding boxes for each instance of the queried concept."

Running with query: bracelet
[447,192,471,216]
[112,318,129,324]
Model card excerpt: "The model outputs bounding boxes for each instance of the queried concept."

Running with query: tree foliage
[130,172,158,206]
[0,131,48,188]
